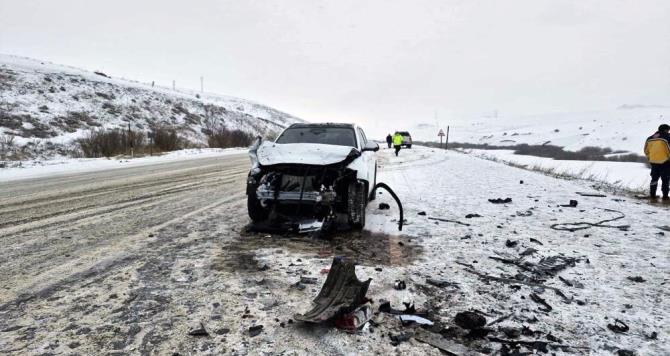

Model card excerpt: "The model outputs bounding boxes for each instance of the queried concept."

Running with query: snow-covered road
[0,146,667,355]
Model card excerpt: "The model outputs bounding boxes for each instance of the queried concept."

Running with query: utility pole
[128,123,134,158]
[445,126,450,150]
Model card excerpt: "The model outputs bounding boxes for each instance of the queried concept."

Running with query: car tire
[348,181,367,229]
[248,191,269,222]
[406,144,412,149]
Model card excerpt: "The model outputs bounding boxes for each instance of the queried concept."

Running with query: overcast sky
[1,0,669,135]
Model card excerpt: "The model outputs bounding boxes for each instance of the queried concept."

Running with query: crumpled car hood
[257,142,360,166]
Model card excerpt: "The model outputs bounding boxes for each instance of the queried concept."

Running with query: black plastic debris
[188,322,209,337]
[417,211,426,216]
[627,276,645,283]
[394,280,407,290]
[500,327,521,339]
[607,319,629,333]
[617,350,635,356]
[248,325,263,337]
[489,198,512,204]
[529,238,543,245]
[530,293,552,312]
[516,210,533,217]
[454,311,486,329]
[379,301,424,316]
[560,200,579,207]
[520,248,537,256]
[294,258,371,323]
[465,213,482,218]
[414,329,472,354]
[389,332,412,346]
[378,203,390,210]
[300,276,318,284]
[505,240,518,248]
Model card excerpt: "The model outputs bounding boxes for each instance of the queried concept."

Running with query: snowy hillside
[0,55,303,158]
[410,107,670,154]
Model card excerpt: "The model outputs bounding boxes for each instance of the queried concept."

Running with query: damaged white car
[247,123,379,231]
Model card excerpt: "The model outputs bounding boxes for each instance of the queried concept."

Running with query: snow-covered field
[408,107,670,154]
[0,54,303,159]
[0,147,246,182]
[464,149,650,192]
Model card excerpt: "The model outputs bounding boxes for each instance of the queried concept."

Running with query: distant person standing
[392,132,403,156]
[386,134,393,148]
[644,124,670,200]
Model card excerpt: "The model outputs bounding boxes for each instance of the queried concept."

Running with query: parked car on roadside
[396,131,412,148]
[247,123,379,230]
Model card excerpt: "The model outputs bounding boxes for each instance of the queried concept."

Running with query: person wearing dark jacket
[644,124,670,200]
[386,134,392,148]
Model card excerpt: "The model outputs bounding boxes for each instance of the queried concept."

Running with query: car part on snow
[372,182,404,231]
[378,203,390,210]
[505,239,518,248]
[607,319,629,333]
[294,258,371,323]
[560,199,578,207]
[389,332,413,346]
[550,208,629,232]
[413,329,473,355]
[300,276,318,284]
[248,325,264,337]
[334,304,372,333]
[627,276,645,283]
[454,311,486,330]
[188,321,209,337]
[397,314,433,326]
[393,280,406,290]
[465,213,482,218]
[489,197,512,204]
[529,293,553,312]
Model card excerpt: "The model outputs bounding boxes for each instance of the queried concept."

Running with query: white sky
[1,0,669,136]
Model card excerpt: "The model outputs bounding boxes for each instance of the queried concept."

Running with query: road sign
[438,129,445,137]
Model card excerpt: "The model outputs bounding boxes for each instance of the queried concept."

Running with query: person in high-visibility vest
[644,124,670,200]
[392,132,403,156]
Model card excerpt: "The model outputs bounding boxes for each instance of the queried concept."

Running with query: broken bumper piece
[294,257,371,323]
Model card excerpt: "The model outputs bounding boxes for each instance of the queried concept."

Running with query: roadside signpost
[438,129,445,148]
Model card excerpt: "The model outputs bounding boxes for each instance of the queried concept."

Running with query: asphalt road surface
[0,154,252,354]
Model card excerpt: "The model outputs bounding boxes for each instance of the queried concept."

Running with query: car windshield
[276,127,357,147]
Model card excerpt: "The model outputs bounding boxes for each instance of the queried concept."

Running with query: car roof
[287,123,356,129]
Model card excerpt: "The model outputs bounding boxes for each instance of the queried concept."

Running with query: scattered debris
[397,315,433,326]
[530,293,552,312]
[607,319,629,333]
[520,248,537,256]
[560,200,578,207]
[426,278,459,288]
[516,210,533,217]
[378,203,390,210]
[576,192,607,197]
[627,276,645,283]
[551,208,629,232]
[389,332,412,346]
[188,322,209,337]
[300,276,318,284]
[465,213,482,218]
[487,312,514,327]
[454,311,486,329]
[417,211,426,216]
[499,326,521,338]
[505,240,518,248]
[294,258,371,323]
[645,331,658,340]
[558,276,584,288]
[394,280,407,290]
[413,329,472,354]
[427,217,470,226]
[248,325,263,337]
[334,304,372,333]
[617,350,635,356]
[656,225,670,232]
[489,197,512,204]
[529,238,543,245]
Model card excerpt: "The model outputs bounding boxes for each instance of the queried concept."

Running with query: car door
[357,127,376,194]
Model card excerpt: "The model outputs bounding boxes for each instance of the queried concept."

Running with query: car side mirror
[362,142,379,152]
